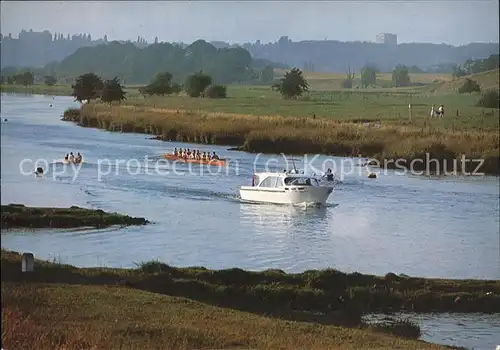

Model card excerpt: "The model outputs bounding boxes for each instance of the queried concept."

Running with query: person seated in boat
[325,168,334,181]
[64,154,69,161]
[69,152,74,162]
[187,149,192,158]
[195,150,201,160]
[173,148,178,157]
[75,152,82,163]
[201,152,208,161]
[190,150,197,160]
[211,151,219,160]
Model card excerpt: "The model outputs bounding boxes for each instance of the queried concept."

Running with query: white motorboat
[239,171,334,206]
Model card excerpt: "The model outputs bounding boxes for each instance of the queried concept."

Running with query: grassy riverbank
[3,249,489,349]
[1,204,149,229]
[64,103,500,175]
[1,83,74,96]
[0,83,142,97]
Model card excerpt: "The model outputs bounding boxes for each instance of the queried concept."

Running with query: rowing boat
[62,159,84,165]
[163,153,226,166]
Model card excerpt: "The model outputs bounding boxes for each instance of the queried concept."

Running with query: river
[1,93,499,349]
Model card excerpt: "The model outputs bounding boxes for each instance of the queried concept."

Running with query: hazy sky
[1,1,499,45]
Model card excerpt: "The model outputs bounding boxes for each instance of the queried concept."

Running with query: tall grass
[64,103,500,175]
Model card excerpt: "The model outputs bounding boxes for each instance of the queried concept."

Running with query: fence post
[22,252,34,272]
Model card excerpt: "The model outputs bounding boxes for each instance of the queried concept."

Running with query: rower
[326,168,334,181]
[211,151,219,160]
[69,152,74,162]
[64,154,69,161]
[196,150,201,160]
[173,148,178,157]
[202,152,207,161]
[76,152,82,163]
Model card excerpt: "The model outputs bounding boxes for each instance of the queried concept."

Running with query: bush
[204,84,227,98]
[342,79,353,89]
[171,83,182,94]
[184,72,212,97]
[458,78,481,94]
[476,90,500,108]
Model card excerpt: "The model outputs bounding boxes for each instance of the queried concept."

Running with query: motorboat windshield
[284,176,319,186]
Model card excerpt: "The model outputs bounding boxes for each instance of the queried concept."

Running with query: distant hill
[240,38,500,73]
[39,40,284,85]
[436,69,500,93]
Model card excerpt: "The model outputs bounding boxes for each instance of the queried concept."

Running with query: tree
[71,73,103,103]
[476,90,499,108]
[184,72,212,97]
[44,75,57,86]
[141,72,176,96]
[458,78,481,94]
[14,71,34,87]
[360,66,377,88]
[260,65,274,84]
[272,68,309,99]
[392,65,410,87]
[101,77,126,104]
[342,64,355,88]
[204,84,227,98]
[452,65,467,78]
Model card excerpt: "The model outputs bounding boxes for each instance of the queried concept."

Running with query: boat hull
[239,186,333,205]
[163,153,226,166]
[62,159,84,165]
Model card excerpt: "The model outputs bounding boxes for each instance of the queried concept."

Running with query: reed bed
[64,103,500,174]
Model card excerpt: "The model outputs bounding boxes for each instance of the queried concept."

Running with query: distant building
[376,33,397,46]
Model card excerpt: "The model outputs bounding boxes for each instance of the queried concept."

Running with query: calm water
[1,93,499,349]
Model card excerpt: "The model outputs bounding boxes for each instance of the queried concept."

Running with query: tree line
[243,38,499,73]
[452,54,499,78]
[342,64,412,88]
[71,70,232,103]
[36,40,280,85]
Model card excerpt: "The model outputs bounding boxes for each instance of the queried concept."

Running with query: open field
[274,69,455,91]
[3,70,498,129]
[1,204,149,229]
[3,249,496,349]
[117,86,498,129]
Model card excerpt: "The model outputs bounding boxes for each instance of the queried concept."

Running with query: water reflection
[238,202,330,233]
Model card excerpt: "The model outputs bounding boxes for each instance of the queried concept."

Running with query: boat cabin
[251,172,320,188]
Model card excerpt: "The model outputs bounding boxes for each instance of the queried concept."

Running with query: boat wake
[235,196,339,209]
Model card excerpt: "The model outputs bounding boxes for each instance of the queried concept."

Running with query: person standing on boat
[325,168,334,181]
